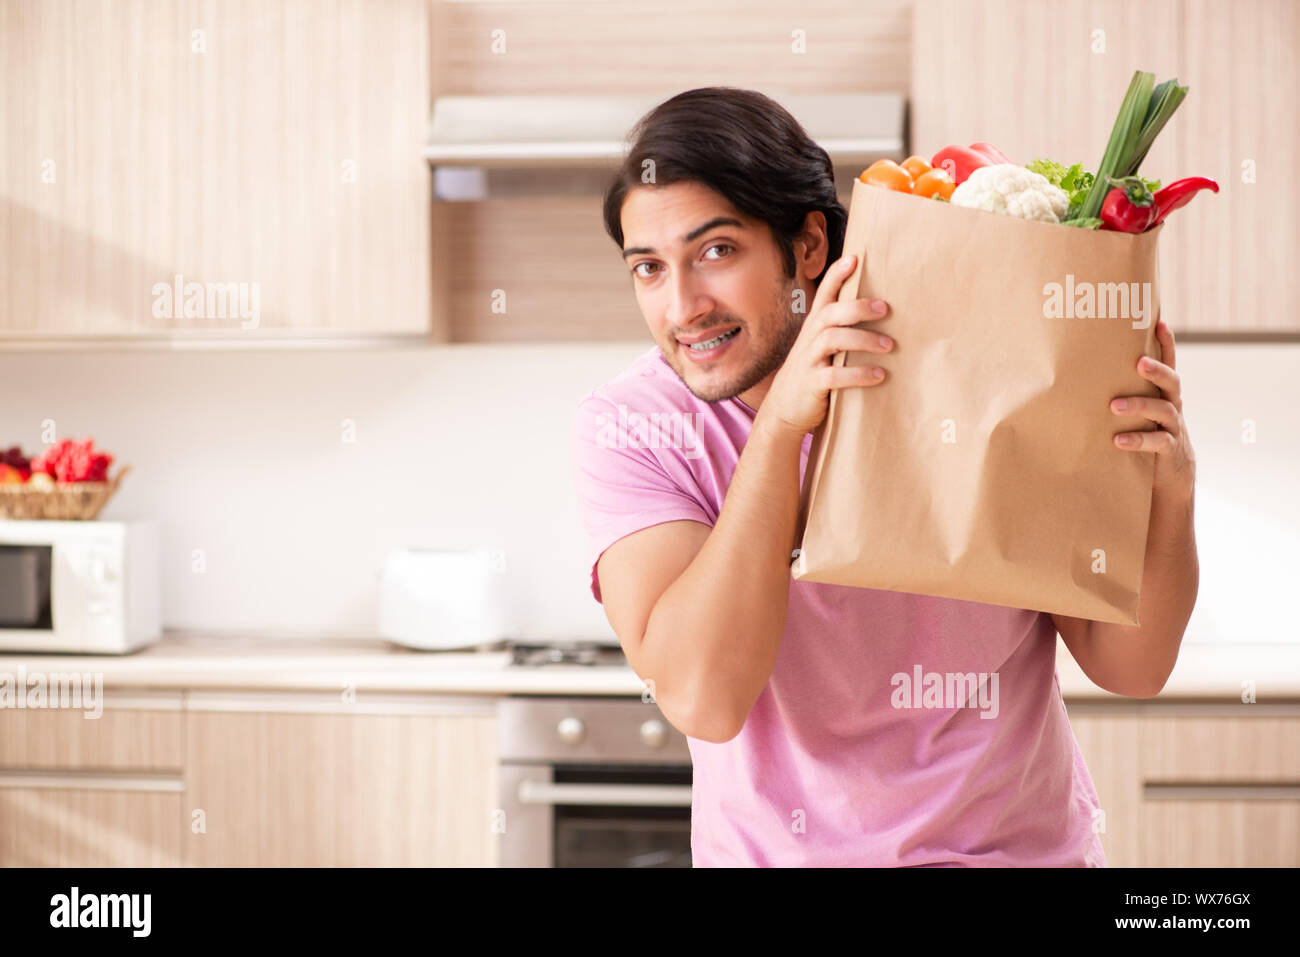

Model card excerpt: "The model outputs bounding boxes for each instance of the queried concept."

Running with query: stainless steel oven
[497,694,693,867]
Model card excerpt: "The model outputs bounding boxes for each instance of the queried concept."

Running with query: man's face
[619,181,809,403]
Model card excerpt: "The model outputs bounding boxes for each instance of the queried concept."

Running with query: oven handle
[518,779,692,807]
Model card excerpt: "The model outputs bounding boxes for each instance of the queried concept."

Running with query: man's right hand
[759,253,894,437]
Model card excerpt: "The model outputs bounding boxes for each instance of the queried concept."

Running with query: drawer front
[1141,716,1300,782]
[0,788,183,866]
[1141,798,1300,867]
[0,694,182,771]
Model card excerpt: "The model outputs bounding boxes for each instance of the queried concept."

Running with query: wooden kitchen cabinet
[1139,711,1300,867]
[0,693,185,866]
[911,0,1300,334]
[0,0,431,338]
[1068,703,1300,867]
[183,692,498,867]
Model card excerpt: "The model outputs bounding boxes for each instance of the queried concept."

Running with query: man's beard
[663,277,803,403]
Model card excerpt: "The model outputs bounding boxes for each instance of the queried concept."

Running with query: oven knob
[640,719,669,749]
[556,716,586,745]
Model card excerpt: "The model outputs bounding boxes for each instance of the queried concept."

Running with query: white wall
[1,341,1295,645]
[0,342,652,644]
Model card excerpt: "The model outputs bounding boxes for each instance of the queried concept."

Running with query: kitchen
[0,0,1297,882]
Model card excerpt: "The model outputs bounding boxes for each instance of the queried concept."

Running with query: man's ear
[796,211,830,281]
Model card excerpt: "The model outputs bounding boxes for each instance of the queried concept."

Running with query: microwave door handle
[517,780,691,807]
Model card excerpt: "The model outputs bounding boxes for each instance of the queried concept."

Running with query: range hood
[423,92,907,170]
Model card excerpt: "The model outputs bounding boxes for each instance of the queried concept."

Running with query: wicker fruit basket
[0,465,131,520]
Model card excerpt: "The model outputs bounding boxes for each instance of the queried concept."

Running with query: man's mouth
[679,327,741,353]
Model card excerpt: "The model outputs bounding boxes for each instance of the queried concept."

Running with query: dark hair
[602,87,847,286]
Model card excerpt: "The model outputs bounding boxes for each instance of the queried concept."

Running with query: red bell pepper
[1099,176,1157,233]
[930,145,993,185]
[969,142,1013,165]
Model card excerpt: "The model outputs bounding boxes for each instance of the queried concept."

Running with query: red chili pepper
[969,142,1013,165]
[1099,176,1157,233]
[1149,176,1219,227]
[930,145,993,185]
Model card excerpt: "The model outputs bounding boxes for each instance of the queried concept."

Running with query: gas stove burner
[505,640,623,667]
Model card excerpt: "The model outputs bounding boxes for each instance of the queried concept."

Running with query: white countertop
[0,632,1295,700]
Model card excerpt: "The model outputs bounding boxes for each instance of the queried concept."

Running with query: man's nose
[663,272,712,327]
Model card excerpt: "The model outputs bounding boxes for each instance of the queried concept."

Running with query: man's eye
[704,243,733,259]
[632,262,659,279]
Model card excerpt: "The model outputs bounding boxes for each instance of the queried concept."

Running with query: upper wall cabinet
[425,0,914,343]
[911,0,1299,335]
[0,0,431,343]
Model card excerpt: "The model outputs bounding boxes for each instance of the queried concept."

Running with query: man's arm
[1054,483,1199,697]
[1057,317,1200,697]
[597,412,807,743]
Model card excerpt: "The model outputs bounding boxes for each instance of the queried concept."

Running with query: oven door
[498,763,692,867]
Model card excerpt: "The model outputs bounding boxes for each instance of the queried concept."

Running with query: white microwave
[0,519,161,654]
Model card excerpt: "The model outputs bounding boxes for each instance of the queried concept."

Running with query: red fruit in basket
[31,437,113,483]
[1,445,30,470]
[83,453,112,483]
[0,463,29,484]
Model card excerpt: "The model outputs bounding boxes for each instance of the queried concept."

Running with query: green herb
[1078,70,1187,220]
[1060,217,1104,230]
[1128,78,1187,176]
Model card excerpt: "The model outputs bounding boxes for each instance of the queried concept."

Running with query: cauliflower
[950,163,1069,224]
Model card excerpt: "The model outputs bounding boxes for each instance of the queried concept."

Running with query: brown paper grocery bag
[792,178,1165,625]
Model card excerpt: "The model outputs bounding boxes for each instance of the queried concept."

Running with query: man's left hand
[1110,318,1196,502]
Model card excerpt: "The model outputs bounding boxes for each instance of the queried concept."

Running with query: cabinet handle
[1144,783,1300,800]
[0,770,183,792]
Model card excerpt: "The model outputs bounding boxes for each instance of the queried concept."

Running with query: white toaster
[376,546,515,650]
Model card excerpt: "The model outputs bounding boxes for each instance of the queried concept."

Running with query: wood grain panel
[1141,715,1300,782]
[447,194,647,342]
[432,0,912,96]
[185,710,498,866]
[0,0,430,336]
[0,790,183,866]
[0,704,182,772]
[1178,0,1299,332]
[1141,799,1299,866]
[911,0,1183,174]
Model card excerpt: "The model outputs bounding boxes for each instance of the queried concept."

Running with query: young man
[570,88,1197,866]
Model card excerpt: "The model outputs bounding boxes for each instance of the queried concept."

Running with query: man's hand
[760,253,895,438]
[1110,318,1196,502]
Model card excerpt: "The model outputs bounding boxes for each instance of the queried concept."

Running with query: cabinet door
[1177,0,1299,333]
[184,694,498,866]
[0,695,184,865]
[0,0,430,337]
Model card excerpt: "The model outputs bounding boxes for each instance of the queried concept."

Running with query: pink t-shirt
[571,345,1107,867]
